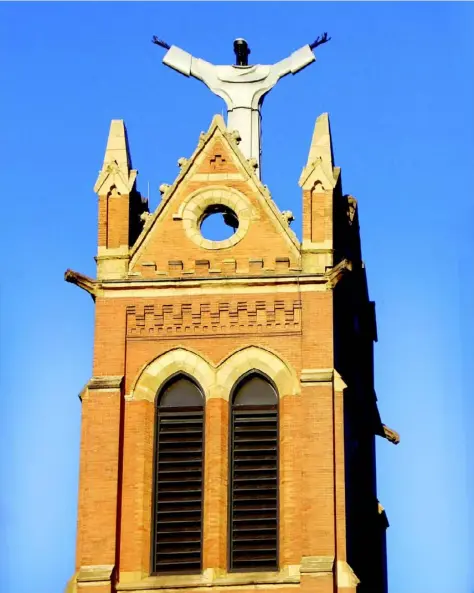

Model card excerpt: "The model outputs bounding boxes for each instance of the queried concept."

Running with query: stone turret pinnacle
[94,120,137,196]
[299,112,337,191]
[306,112,334,171]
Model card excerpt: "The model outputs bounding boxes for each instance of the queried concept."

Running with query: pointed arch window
[229,373,279,571]
[152,375,204,574]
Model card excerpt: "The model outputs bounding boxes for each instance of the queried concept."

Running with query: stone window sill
[116,566,301,591]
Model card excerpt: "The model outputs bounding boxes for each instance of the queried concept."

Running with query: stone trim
[77,564,115,583]
[378,500,390,529]
[130,345,300,402]
[176,186,254,251]
[101,283,327,299]
[103,271,327,287]
[88,376,124,391]
[64,269,97,300]
[299,159,337,191]
[325,259,352,289]
[116,566,300,590]
[190,173,245,181]
[301,369,348,390]
[334,370,347,392]
[336,560,360,587]
[78,382,89,402]
[382,424,400,445]
[300,555,334,573]
[300,368,333,384]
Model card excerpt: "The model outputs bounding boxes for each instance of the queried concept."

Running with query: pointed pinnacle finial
[94,120,137,195]
[102,120,132,170]
[299,112,336,190]
[307,112,334,170]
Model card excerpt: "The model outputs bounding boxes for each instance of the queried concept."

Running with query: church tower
[65,97,398,592]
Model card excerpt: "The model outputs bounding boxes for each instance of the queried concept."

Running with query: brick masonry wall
[71,118,368,593]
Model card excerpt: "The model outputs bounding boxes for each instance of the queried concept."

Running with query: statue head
[233,38,250,66]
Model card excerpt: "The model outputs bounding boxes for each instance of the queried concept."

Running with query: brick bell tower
[65,109,399,593]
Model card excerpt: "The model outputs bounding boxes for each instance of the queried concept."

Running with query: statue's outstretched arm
[271,34,330,81]
[153,36,218,88]
[271,45,316,81]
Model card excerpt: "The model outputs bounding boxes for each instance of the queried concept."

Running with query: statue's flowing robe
[163,45,315,174]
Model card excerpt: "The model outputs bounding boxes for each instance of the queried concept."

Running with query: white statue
[153,35,330,177]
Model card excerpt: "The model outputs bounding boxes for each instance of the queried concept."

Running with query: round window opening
[199,204,239,241]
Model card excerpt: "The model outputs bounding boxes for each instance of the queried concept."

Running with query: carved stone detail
[64,269,97,300]
[159,183,170,195]
[383,424,400,445]
[281,210,294,226]
[230,130,242,144]
[347,195,357,225]
[325,258,352,288]
[247,157,258,170]
[126,300,302,338]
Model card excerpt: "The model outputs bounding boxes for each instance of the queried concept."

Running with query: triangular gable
[194,137,240,175]
[129,115,300,273]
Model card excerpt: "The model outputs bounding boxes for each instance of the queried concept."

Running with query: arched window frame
[228,370,279,573]
[151,372,205,575]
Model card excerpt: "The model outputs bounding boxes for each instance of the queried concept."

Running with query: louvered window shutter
[152,376,204,574]
[229,375,278,571]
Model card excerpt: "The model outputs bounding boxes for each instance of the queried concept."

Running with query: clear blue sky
[0,3,473,593]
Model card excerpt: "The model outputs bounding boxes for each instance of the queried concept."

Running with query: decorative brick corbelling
[126,299,302,339]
